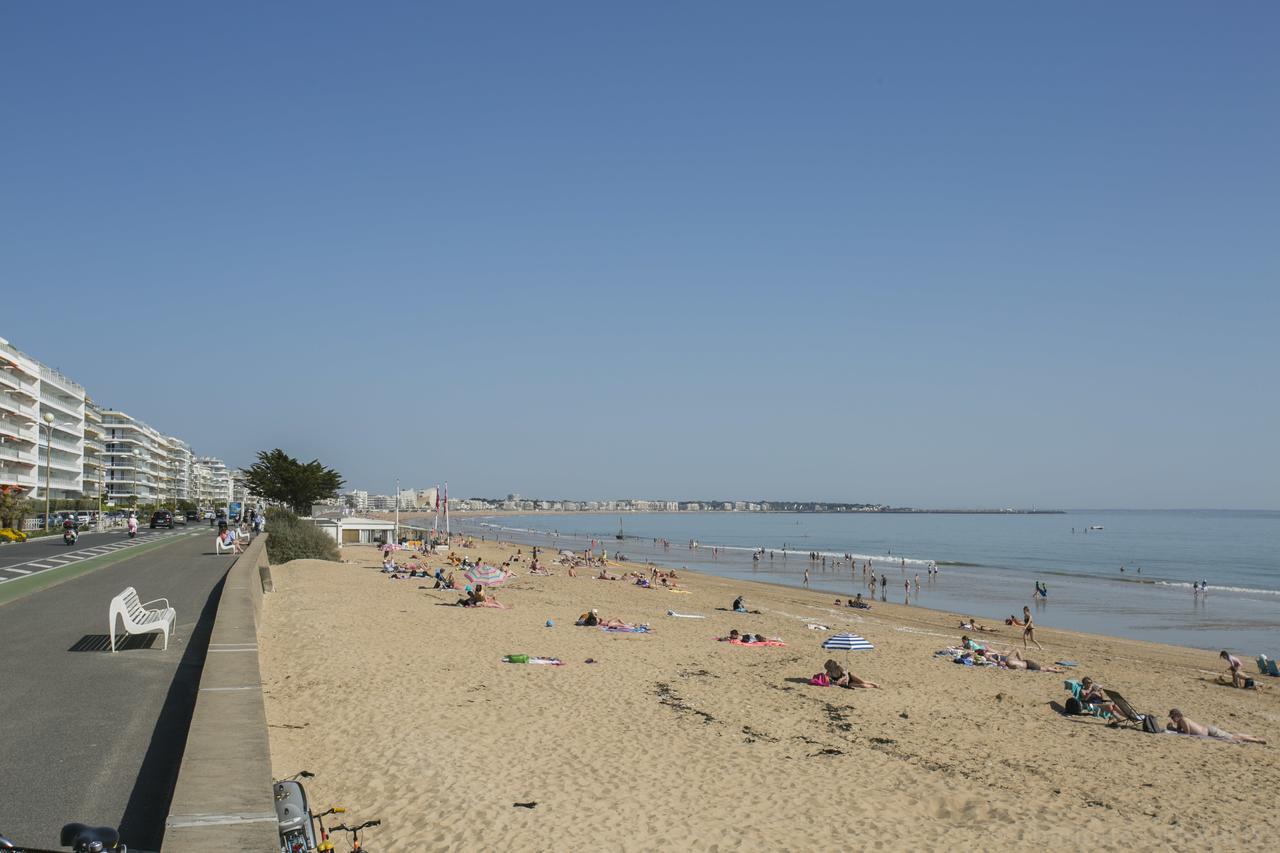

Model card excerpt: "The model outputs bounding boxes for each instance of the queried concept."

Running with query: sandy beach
[259,539,1279,851]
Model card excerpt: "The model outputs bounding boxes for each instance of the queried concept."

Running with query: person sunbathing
[1166,708,1266,744]
[731,596,762,614]
[577,609,602,627]
[718,629,743,642]
[998,649,1064,673]
[596,569,620,580]
[960,617,997,633]
[849,594,870,609]
[823,659,881,689]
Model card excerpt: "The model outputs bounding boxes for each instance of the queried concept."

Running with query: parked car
[150,511,174,529]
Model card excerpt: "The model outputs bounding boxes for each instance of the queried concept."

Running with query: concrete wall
[164,534,278,851]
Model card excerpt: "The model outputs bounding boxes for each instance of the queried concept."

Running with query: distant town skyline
[4,4,1277,509]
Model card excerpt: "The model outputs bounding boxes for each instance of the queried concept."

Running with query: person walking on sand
[803,567,810,588]
[1021,605,1043,650]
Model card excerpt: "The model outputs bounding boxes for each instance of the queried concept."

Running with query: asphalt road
[0,526,191,571]
[0,530,241,852]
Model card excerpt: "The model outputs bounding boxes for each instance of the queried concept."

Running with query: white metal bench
[109,586,176,651]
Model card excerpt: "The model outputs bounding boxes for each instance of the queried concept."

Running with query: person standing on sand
[1021,605,1043,650]
[1221,650,1247,688]
[880,575,887,600]
[803,567,810,588]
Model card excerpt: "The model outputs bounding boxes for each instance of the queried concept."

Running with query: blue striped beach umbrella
[464,564,508,586]
[821,633,874,651]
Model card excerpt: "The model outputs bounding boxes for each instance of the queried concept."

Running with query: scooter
[274,771,344,853]
[63,528,78,546]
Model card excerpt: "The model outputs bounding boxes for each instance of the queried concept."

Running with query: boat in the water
[1089,525,1104,530]
[616,517,625,540]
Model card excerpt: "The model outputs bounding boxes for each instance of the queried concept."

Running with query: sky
[3,2,1277,508]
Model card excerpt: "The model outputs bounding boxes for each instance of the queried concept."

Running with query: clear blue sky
[4,2,1277,508]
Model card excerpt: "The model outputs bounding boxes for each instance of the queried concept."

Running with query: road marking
[165,812,278,828]
[0,532,197,587]
[200,685,260,692]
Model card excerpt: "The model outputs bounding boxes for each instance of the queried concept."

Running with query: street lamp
[41,411,54,531]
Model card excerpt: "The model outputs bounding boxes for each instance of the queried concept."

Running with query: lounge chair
[1258,656,1270,676]
[1102,689,1145,724]
[1267,658,1280,678]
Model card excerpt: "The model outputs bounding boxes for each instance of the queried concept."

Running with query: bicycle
[329,820,380,851]
[0,822,126,852]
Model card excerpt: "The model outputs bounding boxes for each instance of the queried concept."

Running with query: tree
[242,449,345,515]
[0,486,30,529]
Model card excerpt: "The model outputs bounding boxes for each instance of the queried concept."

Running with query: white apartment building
[0,339,41,496]
[344,490,369,511]
[3,334,240,508]
[37,364,87,500]
[164,437,195,504]
[195,456,233,508]
[82,400,105,501]
[103,409,167,504]
[0,337,87,501]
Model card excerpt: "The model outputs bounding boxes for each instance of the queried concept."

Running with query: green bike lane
[0,530,247,852]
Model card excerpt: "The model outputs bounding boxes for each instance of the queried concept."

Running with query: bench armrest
[140,597,170,610]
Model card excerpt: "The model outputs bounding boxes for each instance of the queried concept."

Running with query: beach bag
[1064,696,1084,716]
[809,673,830,686]
[1142,714,1161,734]
[506,654,529,664]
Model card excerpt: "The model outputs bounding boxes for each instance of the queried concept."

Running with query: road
[0,529,242,852]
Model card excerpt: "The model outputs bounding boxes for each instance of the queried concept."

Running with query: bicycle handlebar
[332,820,381,831]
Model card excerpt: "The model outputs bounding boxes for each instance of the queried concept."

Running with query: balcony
[40,395,83,421]
[34,472,82,492]
[39,434,82,454]
[0,369,39,397]
[0,444,35,464]
[39,365,84,397]
[0,395,38,421]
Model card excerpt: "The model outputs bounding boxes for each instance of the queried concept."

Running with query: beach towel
[602,625,650,633]
[503,655,564,666]
[666,610,706,619]
[806,624,829,630]
[667,589,692,594]
[729,639,786,647]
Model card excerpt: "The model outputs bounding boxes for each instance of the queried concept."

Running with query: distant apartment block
[2,333,241,507]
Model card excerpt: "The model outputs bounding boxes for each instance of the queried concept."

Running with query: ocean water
[442,510,1280,654]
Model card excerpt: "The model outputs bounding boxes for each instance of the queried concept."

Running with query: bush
[264,508,340,564]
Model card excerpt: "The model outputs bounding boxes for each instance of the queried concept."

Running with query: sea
[437,510,1280,654]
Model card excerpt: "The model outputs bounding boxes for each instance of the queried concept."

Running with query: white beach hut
[311,516,396,547]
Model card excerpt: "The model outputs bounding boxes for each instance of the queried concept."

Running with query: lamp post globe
[42,411,54,531]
